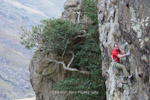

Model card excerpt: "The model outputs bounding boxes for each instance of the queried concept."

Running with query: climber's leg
[111,62,116,71]
[116,63,129,77]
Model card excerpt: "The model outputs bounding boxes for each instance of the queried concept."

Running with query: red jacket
[112,48,121,63]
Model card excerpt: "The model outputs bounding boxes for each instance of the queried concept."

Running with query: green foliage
[52,0,106,100]
[52,41,105,100]
[20,19,81,54]
[83,0,99,42]
[20,0,106,99]
[82,0,98,23]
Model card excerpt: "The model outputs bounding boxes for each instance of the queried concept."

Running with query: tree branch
[71,34,91,40]
[42,53,90,75]
[66,51,74,68]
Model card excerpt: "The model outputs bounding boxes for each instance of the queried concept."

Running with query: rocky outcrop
[29,50,74,100]
[29,0,92,100]
[62,0,92,25]
[97,0,150,100]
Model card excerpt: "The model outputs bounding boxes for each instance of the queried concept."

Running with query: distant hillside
[0,0,65,99]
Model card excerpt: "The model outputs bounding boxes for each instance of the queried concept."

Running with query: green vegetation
[53,0,106,99]
[20,0,106,99]
[20,19,81,55]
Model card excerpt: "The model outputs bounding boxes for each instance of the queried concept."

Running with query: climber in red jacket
[112,43,132,78]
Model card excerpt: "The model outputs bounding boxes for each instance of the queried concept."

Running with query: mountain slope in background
[0,0,66,99]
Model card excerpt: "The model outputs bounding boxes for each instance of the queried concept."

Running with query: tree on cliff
[20,0,106,99]
[20,19,90,74]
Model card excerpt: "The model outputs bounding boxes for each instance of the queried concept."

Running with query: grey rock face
[62,0,92,25]
[97,0,150,100]
[29,50,75,100]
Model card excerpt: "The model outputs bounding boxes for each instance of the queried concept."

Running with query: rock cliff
[97,0,150,100]
[29,0,150,100]
[29,0,90,100]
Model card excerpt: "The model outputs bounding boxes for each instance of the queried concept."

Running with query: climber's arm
[117,53,128,58]
[113,49,130,58]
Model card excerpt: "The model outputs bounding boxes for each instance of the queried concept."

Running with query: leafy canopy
[20,19,81,54]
